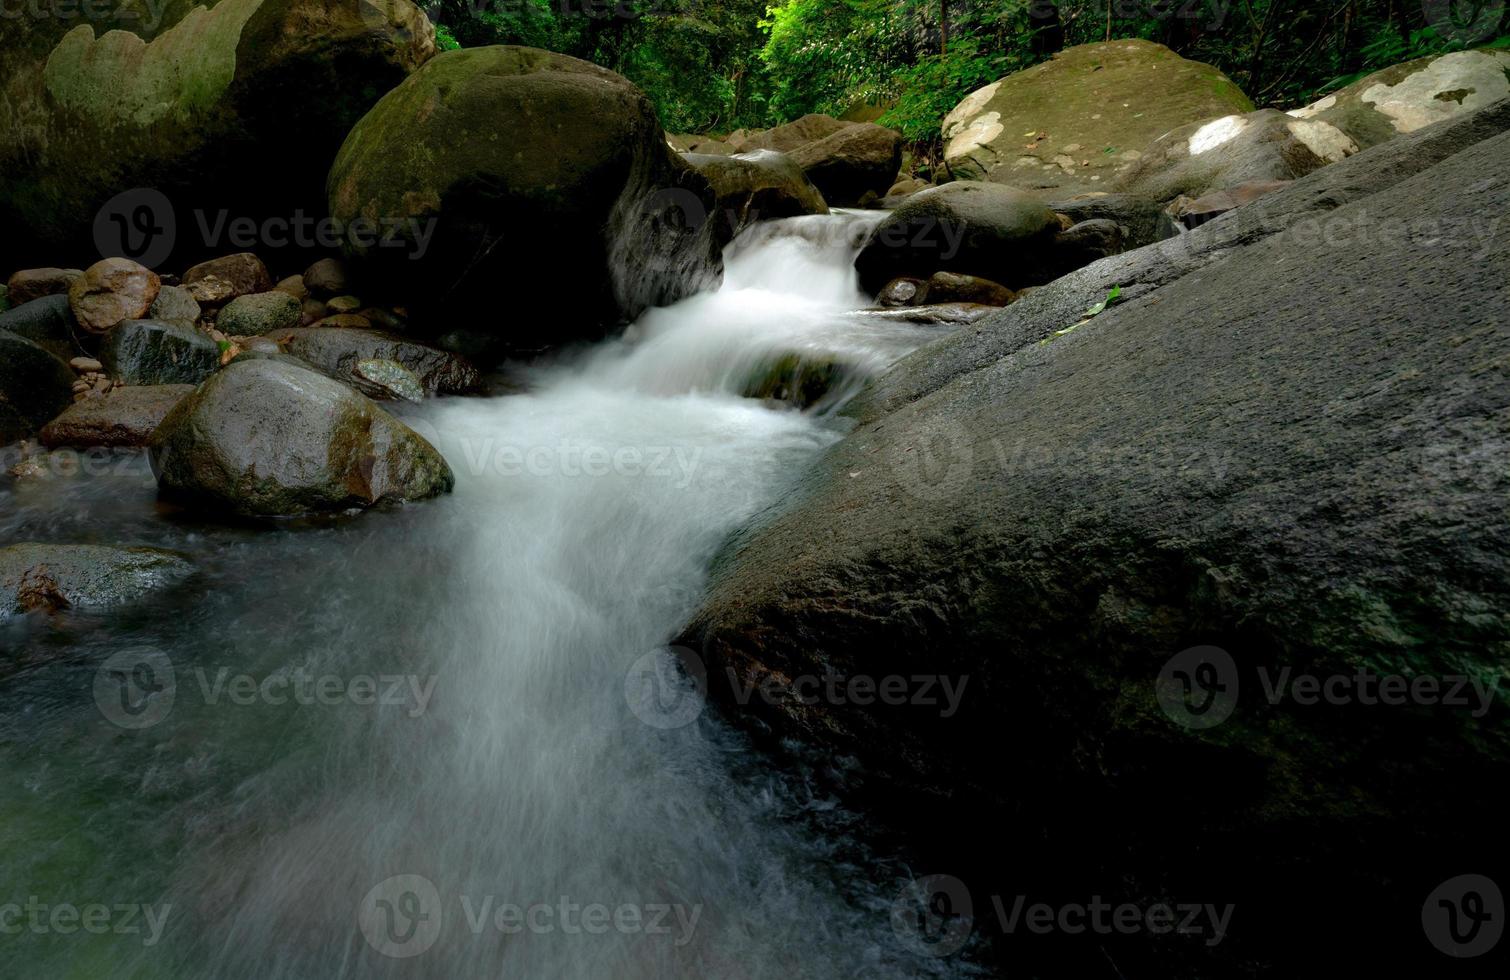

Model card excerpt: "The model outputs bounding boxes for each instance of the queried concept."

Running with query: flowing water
[0,213,977,978]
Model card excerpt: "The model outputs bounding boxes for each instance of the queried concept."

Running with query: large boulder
[149,359,454,517]
[853,183,1060,294]
[0,295,78,361]
[0,544,193,617]
[1118,108,1358,201]
[270,327,481,397]
[1289,48,1510,151]
[101,320,222,386]
[0,0,435,274]
[39,384,196,449]
[0,329,76,445]
[681,100,1510,973]
[327,46,720,348]
[684,150,829,245]
[68,258,160,334]
[732,114,903,206]
[942,40,1252,194]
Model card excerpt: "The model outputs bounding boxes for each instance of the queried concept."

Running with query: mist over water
[0,215,974,978]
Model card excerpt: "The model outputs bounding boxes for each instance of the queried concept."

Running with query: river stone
[148,285,201,326]
[182,254,273,306]
[68,258,161,334]
[1288,48,1510,151]
[668,133,735,156]
[326,296,363,315]
[854,182,1060,294]
[274,276,309,302]
[101,320,221,386]
[217,292,302,336]
[877,278,928,307]
[731,114,903,207]
[1051,218,1127,273]
[327,45,721,346]
[352,358,425,403]
[6,268,82,306]
[923,271,1015,307]
[942,40,1253,194]
[0,543,193,616]
[302,259,349,299]
[310,314,373,331]
[1046,193,1179,249]
[681,101,1510,970]
[0,295,78,361]
[0,0,435,275]
[1,329,76,444]
[685,150,829,245]
[1118,108,1359,202]
[39,384,196,448]
[846,303,1001,327]
[149,359,455,517]
[273,327,480,396]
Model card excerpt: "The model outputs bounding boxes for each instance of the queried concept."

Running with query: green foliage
[435,24,461,52]
[428,0,1508,160]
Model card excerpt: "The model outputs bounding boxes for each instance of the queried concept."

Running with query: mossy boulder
[327,46,720,348]
[684,150,829,245]
[217,291,302,336]
[149,359,454,517]
[0,0,436,274]
[942,39,1253,195]
[1288,48,1510,151]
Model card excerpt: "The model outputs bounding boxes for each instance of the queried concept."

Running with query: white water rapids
[0,212,976,977]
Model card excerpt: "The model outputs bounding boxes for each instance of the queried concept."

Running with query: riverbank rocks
[685,150,829,244]
[271,328,481,397]
[0,0,436,274]
[1118,108,1358,201]
[669,134,736,156]
[148,285,202,327]
[0,544,193,616]
[217,292,302,336]
[7,268,81,306]
[101,320,221,386]
[302,259,349,299]
[39,384,196,449]
[731,114,903,206]
[1289,48,1510,150]
[1047,193,1179,249]
[0,296,78,361]
[328,46,720,347]
[854,183,1060,294]
[942,40,1252,194]
[68,259,161,334]
[680,100,1510,972]
[1,330,76,444]
[149,359,454,517]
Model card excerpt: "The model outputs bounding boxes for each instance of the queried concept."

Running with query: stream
[0,212,980,977]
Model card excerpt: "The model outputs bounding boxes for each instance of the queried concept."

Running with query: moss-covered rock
[0,543,193,617]
[0,0,435,274]
[101,320,221,385]
[942,40,1253,195]
[327,46,720,348]
[149,358,454,517]
[217,291,302,336]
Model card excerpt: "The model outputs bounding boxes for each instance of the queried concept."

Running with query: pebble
[69,356,103,373]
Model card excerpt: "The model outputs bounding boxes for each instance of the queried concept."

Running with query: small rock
[0,543,193,617]
[300,299,328,325]
[924,271,1016,307]
[68,258,161,334]
[148,284,202,326]
[184,275,238,307]
[274,276,310,301]
[352,358,425,402]
[69,356,103,373]
[218,292,303,336]
[182,253,273,305]
[7,268,83,306]
[312,314,372,330]
[878,278,928,308]
[303,258,349,299]
[326,295,363,314]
